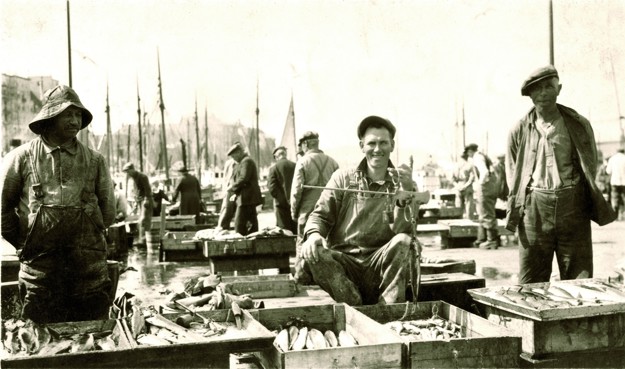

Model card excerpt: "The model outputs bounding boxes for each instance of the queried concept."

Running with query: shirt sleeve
[96,155,116,227]
[290,161,304,219]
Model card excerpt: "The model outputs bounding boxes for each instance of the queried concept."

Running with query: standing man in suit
[267,146,297,233]
[227,143,262,236]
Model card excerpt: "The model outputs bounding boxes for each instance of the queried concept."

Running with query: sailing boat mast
[204,104,209,169]
[549,0,554,65]
[105,82,112,170]
[157,48,170,184]
[255,78,260,166]
[137,79,144,172]
[194,96,201,182]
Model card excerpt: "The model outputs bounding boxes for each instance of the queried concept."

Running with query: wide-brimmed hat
[29,85,93,134]
[521,65,559,96]
[357,116,396,139]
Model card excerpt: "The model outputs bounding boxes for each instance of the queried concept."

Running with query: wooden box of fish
[161,231,199,251]
[250,303,404,369]
[355,301,521,368]
[420,257,477,275]
[1,318,132,368]
[468,278,625,358]
[152,215,196,231]
[203,238,253,257]
[250,235,296,256]
[115,306,275,368]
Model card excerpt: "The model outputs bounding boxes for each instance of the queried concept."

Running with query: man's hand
[389,164,414,191]
[301,232,325,264]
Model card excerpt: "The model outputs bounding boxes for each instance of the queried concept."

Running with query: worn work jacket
[304,158,418,254]
[231,154,262,206]
[290,149,339,219]
[1,137,116,251]
[505,104,616,231]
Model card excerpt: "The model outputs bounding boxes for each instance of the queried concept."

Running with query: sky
[2,0,624,168]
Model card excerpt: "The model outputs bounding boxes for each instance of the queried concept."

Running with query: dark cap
[122,162,135,172]
[464,143,478,152]
[521,65,559,96]
[272,146,286,156]
[177,166,189,172]
[299,131,319,145]
[227,142,243,156]
[29,85,93,134]
[357,116,396,139]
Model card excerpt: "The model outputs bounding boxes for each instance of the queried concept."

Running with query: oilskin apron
[18,143,111,323]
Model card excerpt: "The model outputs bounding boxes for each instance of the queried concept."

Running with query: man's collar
[356,157,395,182]
[39,136,78,155]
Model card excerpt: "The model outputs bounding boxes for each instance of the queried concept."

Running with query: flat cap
[299,131,319,145]
[122,162,135,172]
[227,142,243,156]
[272,146,286,156]
[357,115,396,139]
[521,65,559,96]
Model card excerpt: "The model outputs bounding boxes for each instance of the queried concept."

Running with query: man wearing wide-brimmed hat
[122,162,153,246]
[172,165,202,216]
[1,85,116,323]
[506,65,616,284]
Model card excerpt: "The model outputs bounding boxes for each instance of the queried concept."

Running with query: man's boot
[473,226,486,248]
[480,228,500,250]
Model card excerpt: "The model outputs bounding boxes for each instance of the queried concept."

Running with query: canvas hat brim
[29,85,93,134]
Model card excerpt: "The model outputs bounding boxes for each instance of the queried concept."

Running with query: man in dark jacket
[506,65,616,284]
[172,166,202,217]
[267,146,296,233]
[227,143,262,235]
[1,85,115,323]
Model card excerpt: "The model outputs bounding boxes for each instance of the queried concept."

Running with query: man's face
[50,106,82,142]
[359,127,394,169]
[230,150,244,163]
[528,77,561,109]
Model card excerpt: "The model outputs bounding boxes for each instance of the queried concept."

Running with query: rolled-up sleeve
[96,155,116,227]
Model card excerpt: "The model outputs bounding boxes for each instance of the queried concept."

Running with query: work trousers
[475,176,498,229]
[274,203,297,234]
[518,182,592,284]
[218,194,236,229]
[305,233,411,305]
[456,189,476,220]
[234,204,259,236]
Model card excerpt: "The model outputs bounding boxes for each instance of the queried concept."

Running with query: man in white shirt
[606,148,625,220]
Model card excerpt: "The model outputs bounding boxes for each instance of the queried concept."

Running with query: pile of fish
[383,316,464,341]
[487,280,625,310]
[274,326,359,351]
[128,308,227,346]
[1,319,123,357]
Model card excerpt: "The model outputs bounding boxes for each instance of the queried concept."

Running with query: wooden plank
[221,274,297,298]
[251,236,296,256]
[421,260,476,275]
[209,255,290,275]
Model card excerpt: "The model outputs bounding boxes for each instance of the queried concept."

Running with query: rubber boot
[480,228,500,250]
[473,226,486,248]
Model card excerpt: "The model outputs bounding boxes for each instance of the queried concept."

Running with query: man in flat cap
[122,162,153,246]
[506,65,616,284]
[464,143,500,249]
[299,116,421,305]
[1,85,116,323]
[267,146,296,233]
[217,144,239,230]
[226,143,262,235]
[290,131,339,283]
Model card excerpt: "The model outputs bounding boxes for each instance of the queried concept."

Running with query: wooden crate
[251,303,403,369]
[421,259,476,275]
[152,215,196,231]
[356,301,521,369]
[208,254,290,275]
[250,236,296,256]
[221,274,297,299]
[2,319,132,368]
[203,239,254,257]
[417,273,486,312]
[468,279,625,358]
[161,232,198,251]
